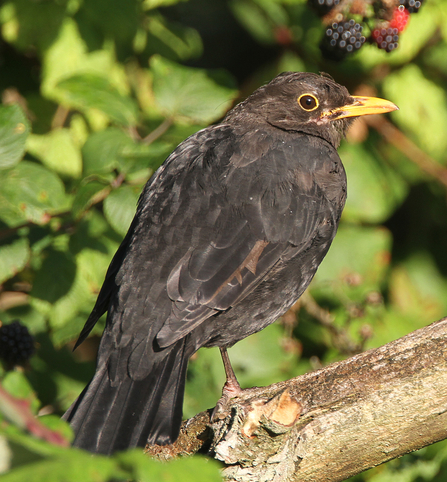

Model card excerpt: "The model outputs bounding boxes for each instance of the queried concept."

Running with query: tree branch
[147,317,447,482]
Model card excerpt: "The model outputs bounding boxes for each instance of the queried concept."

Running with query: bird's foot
[211,375,243,422]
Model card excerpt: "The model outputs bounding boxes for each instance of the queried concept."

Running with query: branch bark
[146,317,447,482]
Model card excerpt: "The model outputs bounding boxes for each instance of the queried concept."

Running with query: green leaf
[0,450,127,482]
[74,0,140,46]
[82,128,172,178]
[2,371,36,401]
[340,142,408,224]
[150,55,237,124]
[2,425,67,459]
[40,17,129,115]
[143,0,188,9]
[314,225,392,291]
[229,322,298,386]
[71,181,109,219]
[103,186,139,236]
[0,162,69,227]
[26,129,82,178]
[0,0,66,52]
[31,250,77,304]
[0,445,220,482]
[47,271,92,330]
[0,104,30,170]
[81,128,133,175]
[389,252,447,322]
[229,0,286,45]
[57,74,139,126]
[38,415,73,443]
[49,246,115,336]
[383,64,447,161]
[118,139,173,173]
[0,238,30,284]
[117,450,222,482]
[184,346,225,418]
[145,15,203,61]
[50,313,91,347]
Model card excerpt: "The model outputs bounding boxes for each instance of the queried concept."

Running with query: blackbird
[64,72,397,454]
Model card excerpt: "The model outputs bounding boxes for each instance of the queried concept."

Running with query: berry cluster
[308,0,425,60]
[322,19,366,59]
[0,320,35,365]
[372,4,410,52]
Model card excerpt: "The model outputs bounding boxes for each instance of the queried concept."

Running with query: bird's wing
[155,126,342,347]
[77,125,343,379]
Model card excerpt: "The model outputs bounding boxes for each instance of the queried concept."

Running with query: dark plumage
[64,72,397,454]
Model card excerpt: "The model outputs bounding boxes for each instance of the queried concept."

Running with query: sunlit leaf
[150,55,237,124]
[0,104,30,170]
[103,186,139,236]
[82,128,132,175]
[0,449,125,482]
[2,371,36,401]
[0,162,69,227]
[27,129,82,178]
[340,142,408,224]
[383,64,447,161]
[146,16,203,60]
[118,449,222,482]
[315,225,392,289]
[71,181,109,219]
[57,74,139,126]
[0,238,30,284]
[143,0,188,9]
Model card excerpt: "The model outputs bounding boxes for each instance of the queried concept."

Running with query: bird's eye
[298,94,319,111]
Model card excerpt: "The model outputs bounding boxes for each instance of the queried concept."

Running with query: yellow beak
[321,95,399,120]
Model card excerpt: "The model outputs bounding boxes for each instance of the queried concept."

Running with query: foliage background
[1,0,447,480]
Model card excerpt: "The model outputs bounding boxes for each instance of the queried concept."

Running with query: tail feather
[64,339,189,455]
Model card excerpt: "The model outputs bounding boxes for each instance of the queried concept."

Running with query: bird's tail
[63,339,189,455]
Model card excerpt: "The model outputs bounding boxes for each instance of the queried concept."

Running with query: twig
[300,291,362,355]
[51,105,69,129]
[300,291,334,327]
[141,118,173,145]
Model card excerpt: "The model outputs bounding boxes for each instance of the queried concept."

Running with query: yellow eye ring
[298,94,319,111]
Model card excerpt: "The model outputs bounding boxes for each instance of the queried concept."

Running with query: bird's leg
[220,347,242,397]
[211,347,242,422]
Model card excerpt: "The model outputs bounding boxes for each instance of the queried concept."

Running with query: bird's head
[225,72,398,148]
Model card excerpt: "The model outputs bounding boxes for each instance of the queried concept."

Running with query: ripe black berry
[399,0,424,13]
[321,19,366,59]
[372,27,400,52]
[0,320,35,365]
[308,0,340,16]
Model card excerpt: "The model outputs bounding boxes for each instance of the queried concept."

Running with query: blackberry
[399,0,424,13]
[321,19,366,60]
[372,27,400,52]
[308,0,340,16]
[0,320,35,365]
